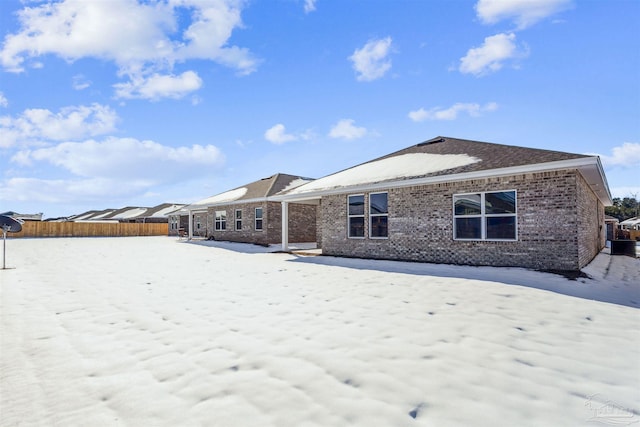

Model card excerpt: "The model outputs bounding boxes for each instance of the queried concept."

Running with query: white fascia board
[273,157,612,204]
[594,156,613,205]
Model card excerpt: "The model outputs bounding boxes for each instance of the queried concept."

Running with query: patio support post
[281,201,289,251]
[188,209,193,240]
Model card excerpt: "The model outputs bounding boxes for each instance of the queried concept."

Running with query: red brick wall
[206,201,317,245]
[319,169,603,271]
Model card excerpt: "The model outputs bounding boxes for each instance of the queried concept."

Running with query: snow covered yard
[1,237,638,427]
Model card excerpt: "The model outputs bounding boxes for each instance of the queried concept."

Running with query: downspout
[281,201,289,251]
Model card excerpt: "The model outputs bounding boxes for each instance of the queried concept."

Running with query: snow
[288,153,481,194]
[191,187,248,207]
[112,208,148,219]
[91,210,115,219]
[279,178,314,193]
[71,213,98,221]
[1,237,639,426]
[150,205,183,218]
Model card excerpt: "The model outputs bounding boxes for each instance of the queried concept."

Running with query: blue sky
[1,0,638,219]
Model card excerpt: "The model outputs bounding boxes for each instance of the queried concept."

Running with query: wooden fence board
[8,222,168,238]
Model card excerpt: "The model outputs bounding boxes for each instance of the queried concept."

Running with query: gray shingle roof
[239,173,312,199]
[184,173,314,210]
[374,136,589,179]
[275,136,610,204]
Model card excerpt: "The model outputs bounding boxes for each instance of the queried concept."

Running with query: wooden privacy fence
[8,221,168,238]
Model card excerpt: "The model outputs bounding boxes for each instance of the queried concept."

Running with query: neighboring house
[619,217,640,231]
[178,173,316,245]
[167,210,191,237]
[604,215,619,241]
[66,207,145,222]
[273,136,612,271]
[100,206,149,222]
[120,203,185,224]
[619,217,640,241]
[68,209,118,222]
[0,211,43,221]
[67,203,182,225]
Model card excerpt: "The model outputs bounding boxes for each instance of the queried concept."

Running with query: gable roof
[101,206,149,220]
[275,136,612,205]
[67,203,185,221]
[183,173,314,212]
[138,203,185,218]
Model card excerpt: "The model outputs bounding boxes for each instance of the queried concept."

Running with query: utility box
[611,240,637,257]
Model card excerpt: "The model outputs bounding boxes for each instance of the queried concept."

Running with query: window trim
[347,194,365,239]
[215,210,227,231]
[453,190,517,241]
[235,209,242,231]
[255,207,263,231]
[369,191,389,239]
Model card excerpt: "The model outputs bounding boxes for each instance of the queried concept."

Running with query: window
[255,207,263,230]
[453,191,516,240]
[348,194,365,238]
[235,209,242,231]
[215,210,226,231]
[370,192,388,238]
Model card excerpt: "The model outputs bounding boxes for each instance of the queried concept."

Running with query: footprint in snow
[409,403,427,419]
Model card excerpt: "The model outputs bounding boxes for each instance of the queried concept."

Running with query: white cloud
[11,137,225,181]
[304,0,317,13]
[475,0,573,29]
[349,37,393,82]
[328,119,367,140]
[0,0,257,99]
[0,92,7,107]
[72,74,91,90]
[592,142,640,168]
[409,102,498,122]
[264,124,297,144]
[459,32,527,76]
[0,176,150,204]
[0,103,118,148]
[113,71,203,100]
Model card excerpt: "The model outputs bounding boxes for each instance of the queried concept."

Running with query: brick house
[274,136,612,271]
[179,173,317,245]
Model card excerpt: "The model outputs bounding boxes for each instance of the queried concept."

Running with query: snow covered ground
[1,236,638,426]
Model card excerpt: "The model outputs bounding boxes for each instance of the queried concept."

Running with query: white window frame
[255,207,263,231]
[347,194,365,239]
[235,209,242,231]
[369,192,389,239]
[453,190,517,241]
[215,210,227,231]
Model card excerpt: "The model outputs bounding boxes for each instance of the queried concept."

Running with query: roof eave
[273,157,613,205]
[179,196,271,213]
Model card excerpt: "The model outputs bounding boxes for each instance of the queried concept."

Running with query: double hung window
[235,209,242,231]
[369,192,388,238]
[348,195,365,238]
[255,207,263,230]
[453,191,516,240]
[215,210,227,231]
